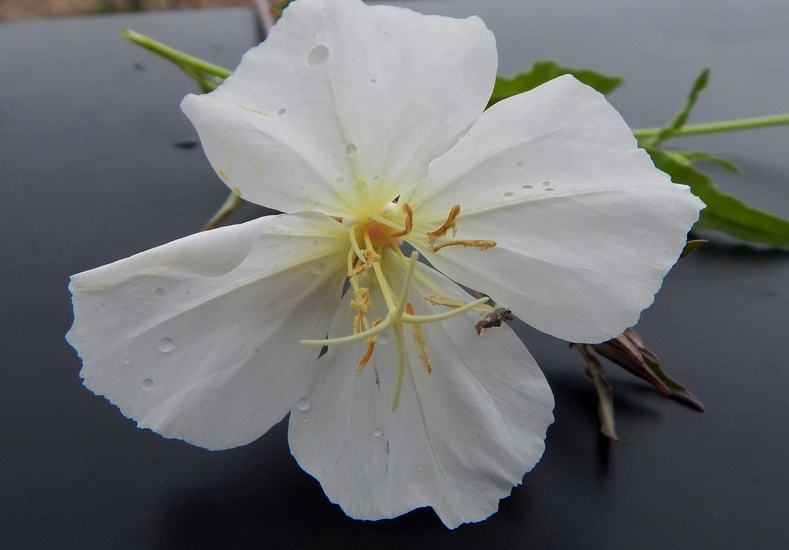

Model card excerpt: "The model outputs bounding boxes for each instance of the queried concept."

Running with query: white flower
[66,0,704,528]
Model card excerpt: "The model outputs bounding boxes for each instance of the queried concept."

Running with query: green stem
[634,113,789,139]
[120,28,232,79]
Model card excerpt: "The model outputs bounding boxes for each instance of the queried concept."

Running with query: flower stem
[633,113,789,139]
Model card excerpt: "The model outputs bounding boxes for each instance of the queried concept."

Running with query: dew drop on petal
[545,188,555,192]
[296,398,310,412]
[277,108,287,116]
[123,357,131,365]
[522,184,533,189]
[344,143,358,156]
[516,160,525,168]
[542,180,552,187]
[306,44,329,67]
[504,191,515,199]
[158,337,175,353]
[378,332,390,345]
[370,78,376,83]
[335,175,345,184]
[312,239,321,248]
[372,428,383,437]
[372,175,380,182]
[142,378,154,390]
[417,466,423,471]
[154,287,166,297]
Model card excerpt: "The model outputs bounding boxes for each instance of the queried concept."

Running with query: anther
[432,239,496,253]
[391,203,413,238]
[406,303,432,373]
[356,319,382,371]
[424,294,494,312]
[427,204,461,246]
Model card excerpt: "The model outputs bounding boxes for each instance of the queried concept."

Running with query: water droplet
[416,466,423,471]
[142,378,154,390]
[123,357,131,365]
[378,333,390,345]
[516,160,525,168]
[312,239,321,247]
[354,179,367,191]
[344,143,358,156]
[311,262,326,274]
[370,78,376,83]
[296,398,310,411]
[306,44,329,67]
[522,184,533,189]
[302,417,308,422]
[372,428,383,437]
[277,108,287,116]
[154,287,166,297]
[372,175,380,182]
[158,337,175,353]
[185,290,191,295]
[504,191,515,198]
[542,180,552,187]
[545,187,555,192]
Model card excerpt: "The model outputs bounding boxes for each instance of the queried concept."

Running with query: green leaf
[489,60,623,106]
[648,147,789,247]
[643,68,709,147]
[121,28,231,92]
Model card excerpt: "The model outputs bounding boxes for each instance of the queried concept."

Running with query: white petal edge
[404,76,704,343]
[288,257,554,528]
[68,212,348,450]
[182,0,497,217]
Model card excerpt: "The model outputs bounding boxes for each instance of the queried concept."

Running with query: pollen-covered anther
[350,287,371,334]
[405,302,432,373]
[426,204,461,247]
[432,239,497,253]
[356,318,383,371]
[347,249,380,278]
[390,203,413,238]
[424,294,494,312]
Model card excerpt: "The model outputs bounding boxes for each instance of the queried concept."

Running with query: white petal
[405,76,704,343]
[288,259,554,528]
[182,0,497,216]
[68,212,348,450]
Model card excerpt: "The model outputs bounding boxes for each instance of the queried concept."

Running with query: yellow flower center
[302,203,497,410]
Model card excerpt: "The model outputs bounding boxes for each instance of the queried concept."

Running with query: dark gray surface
[2,2,788,548]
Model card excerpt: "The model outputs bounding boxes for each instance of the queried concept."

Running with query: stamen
[391,203,413,238]
[348,223,367,263]
[432,239,496,253]
[424,294,494,312]
[347,249,380,278]
[426,204,461,246]
[356,319,382,371]
[367,213,402,231]
[350,287,371,334]
[406,303,432,373]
